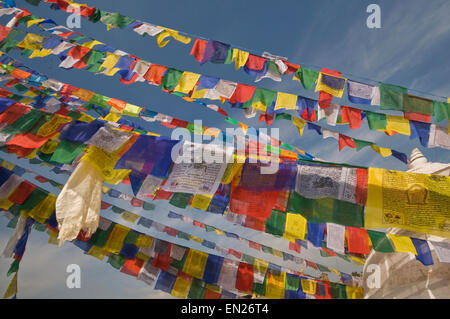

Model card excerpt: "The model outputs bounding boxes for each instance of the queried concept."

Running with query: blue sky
[0,0,449,298]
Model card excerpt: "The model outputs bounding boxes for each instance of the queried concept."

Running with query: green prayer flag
[124,230,140,245]
[403,94,432,115]
[32,223,47,232]
[365,111,387,130]
[332,200,364,228]
[89,229,110,247]
[379,83,407,111]
[241,254,255,265]
[107,254,126,269]
[169,192,192,209]
[88,9,102,23]
[251,88,276,109]
[275,113,292,121]
[101,13,134,29]
[261,245,273,254]
[188,279,206,299]
[21,189,48,212]
[111,206,125,214]
[224,117,238,125]
[1,109,45,135]
[296,67,319,90]
[170,249,187,270]
[317,264,329,273]
[367,230,395,253]
[177,231,190,240]
[66,111,82,120]
[253,273,267,296]
[285,275,300,291]
[50,140,86,164]
[433,101,449,123]
[160,68,183,91]
[89,94,110,109]
[223,48,233,64]
[354,139,374,151]
[142,202,155,210]
[7,259,20,277]
[6,215,19,229]
[330,282,347,299]
[265,210,286,237]
[205,225,215,232]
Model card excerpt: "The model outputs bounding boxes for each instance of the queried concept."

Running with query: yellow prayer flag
[386,115,411,136]
[301,279,316,295]
[221,161,244,184]
[171,277,192,299]
[81,40,104,49]
[251,100,268,112]
[190,87,207,99]
[365,167,450,238]
[371,145,392,157]
[99,52,120,75]
[284,213,307,241]
[346,286,364,299]
[17,33,43,50]
[135,235,153,248]
[266,272,286,299]
[274,92,297,110]
[292,116,306,136]
[387,234,417,255]
[121,211,139,223]
[77,113,96,123]
[314,72,347,98]
[87,245,108,260]
[189,235,204,243]
[182,250,208,279]
[27,18,45,28]
[1,161,15,171]
[0,199,14,210]
[23,90,39,98]
[104,224,129,254]
[191,194,213,210]
[37,115,72,137]
[173,71,201,94]
[135,251,151,262]
[155,28,191,48]
[2,272,18,299]
[19,98,35,105]
[231,49,249,70]
[101,111,122,123]
[123,103,142,117]
[253,258,268,275]
[81,146,131,184]
[26,194,57,224]
[29,49,53,59]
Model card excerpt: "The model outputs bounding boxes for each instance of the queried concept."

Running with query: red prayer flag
[6,133,50,149]
[245,54,266,71]
[338,134,356,151]
[121,258,145,277]
[190,38,208,62]
[8,181,36,204]
[229,83,257,104]
[0,103,30,125]
[404,111,431,123]
[144,64,168,85]
[204,289,221,299]
[283,61,300,74]
[0,25,12,42]
[355,168,368,205]
[341,106,362,129]
[67,45,91,60]
[346,227,370,254]
[235,262,254,292]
